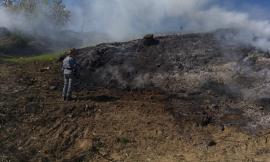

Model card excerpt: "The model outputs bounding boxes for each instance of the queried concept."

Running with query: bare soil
[1,59,270,162]
[2,31,270,162]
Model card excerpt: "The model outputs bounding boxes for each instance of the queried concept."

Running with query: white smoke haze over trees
[1,0,270,50]
[0,0,70,32]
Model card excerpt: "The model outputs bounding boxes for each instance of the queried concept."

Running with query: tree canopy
[1,0,71,26]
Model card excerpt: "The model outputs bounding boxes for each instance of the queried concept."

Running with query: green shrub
[10,33,29,48]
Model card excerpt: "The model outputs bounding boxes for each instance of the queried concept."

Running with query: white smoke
[68,0,270,50]
[0,4,58,33]
[1,0,270,50]
[69,0,210,40]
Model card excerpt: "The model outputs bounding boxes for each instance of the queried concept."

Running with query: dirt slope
[76,32,270,131]
[2,32,270,161]
[1,59,270,162]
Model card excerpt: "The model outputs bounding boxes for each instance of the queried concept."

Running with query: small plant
[116,137,130,145]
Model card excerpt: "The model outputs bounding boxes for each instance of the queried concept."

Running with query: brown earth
[1,59,270,162]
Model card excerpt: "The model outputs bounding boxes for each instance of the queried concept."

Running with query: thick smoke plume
[69,0,270,50]
[1,0,270,50]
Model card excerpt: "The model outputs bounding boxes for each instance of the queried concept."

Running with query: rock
[18,76,37,86]
[143,34,159,46]
[12,89,20,93]
[49,85,57,90]
[25,102,41,113]
[40,67,50,72]
[207,140,217,146]
[156,130,163,136]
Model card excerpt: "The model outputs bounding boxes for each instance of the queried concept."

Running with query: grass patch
[0,51,64,64]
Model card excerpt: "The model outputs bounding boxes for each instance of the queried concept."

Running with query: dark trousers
[62,74,73,98]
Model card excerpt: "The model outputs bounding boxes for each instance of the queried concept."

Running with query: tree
[1,0,14,7]
[51,0,71,26]
[19,0,38,13]
[1,0,71,26]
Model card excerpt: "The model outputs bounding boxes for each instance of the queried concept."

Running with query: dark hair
[68,48,77,56]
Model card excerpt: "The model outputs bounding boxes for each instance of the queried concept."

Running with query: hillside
[0,27,43,56]
[1,31,270,161]
[76,32,270,131]
[0,27,111,56]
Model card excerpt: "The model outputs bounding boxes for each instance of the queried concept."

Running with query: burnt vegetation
[2,31,270,161]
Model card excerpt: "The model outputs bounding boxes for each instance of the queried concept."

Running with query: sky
[64,0,270,33]
[214,0,270,19]
[65,0,270,20]
[64,0,270,35]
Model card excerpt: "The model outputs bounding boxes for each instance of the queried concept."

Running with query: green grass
[0,51,65,64]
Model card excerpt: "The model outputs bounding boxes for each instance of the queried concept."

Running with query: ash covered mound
[76,31,268,96]
[77,33,222,90]
[76,31,270,130]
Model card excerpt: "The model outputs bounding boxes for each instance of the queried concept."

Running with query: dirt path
[1,62,270,162]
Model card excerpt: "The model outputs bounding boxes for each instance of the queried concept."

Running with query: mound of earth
[75,31,270,131]
[76,33,221,90]
[2,31,270,161]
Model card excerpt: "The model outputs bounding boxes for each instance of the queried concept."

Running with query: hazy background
[1,0,270,50]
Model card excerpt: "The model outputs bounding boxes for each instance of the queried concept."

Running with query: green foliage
[19,0,34,12]
[1,0,13,7]
[51,0,71,26]
[0,32,29,54]
[0,51,64,63]
[10,32,29,48]
[1,0,71,26]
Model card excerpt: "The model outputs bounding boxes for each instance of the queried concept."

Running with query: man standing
[62,48,79,101]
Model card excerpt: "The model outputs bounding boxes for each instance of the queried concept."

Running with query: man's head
[67,48,77,57]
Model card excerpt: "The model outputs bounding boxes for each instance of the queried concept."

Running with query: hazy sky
[2,0,270,50]
[65,0,270,20]
[64,0,270,33]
